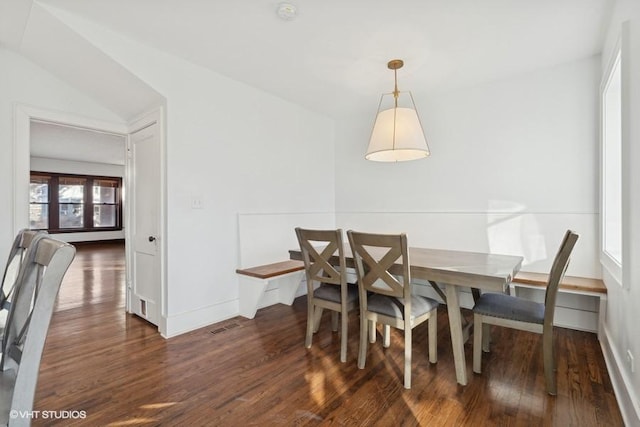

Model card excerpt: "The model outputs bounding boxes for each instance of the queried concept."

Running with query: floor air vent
[210,322,241,335]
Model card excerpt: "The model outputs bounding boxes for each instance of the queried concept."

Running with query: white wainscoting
[235,211,602,332]
[337,211,601,332]
[237,212,334,310]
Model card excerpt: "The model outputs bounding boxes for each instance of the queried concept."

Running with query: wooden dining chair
[295,227,358,363]
[472,229,579,395]
[0,237,76,425]
[347,230,439,389]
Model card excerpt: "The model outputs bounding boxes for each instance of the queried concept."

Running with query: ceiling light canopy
[366,59,430,162]
[276,3,298,20]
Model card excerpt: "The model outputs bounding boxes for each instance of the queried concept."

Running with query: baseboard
[600,325,640,426]
[161,299,239,338]
[162,281,308,338]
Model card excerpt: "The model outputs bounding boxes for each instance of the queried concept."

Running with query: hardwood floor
[32,243,623,426]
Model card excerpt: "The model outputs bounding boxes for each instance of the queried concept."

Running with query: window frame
[29,171,123,233]
[92,178,121,229]
[600,24,629,287]
[29,174,51,230]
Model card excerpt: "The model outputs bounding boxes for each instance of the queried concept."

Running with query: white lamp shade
[366,107,430,162]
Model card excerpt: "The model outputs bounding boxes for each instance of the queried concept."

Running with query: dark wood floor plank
[30,243,624,426]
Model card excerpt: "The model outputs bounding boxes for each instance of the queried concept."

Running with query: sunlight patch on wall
[486,201,546,267]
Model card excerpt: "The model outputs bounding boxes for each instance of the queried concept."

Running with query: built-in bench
[510,271,607,338]
[236,260,305,319]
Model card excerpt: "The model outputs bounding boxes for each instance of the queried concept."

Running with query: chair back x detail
[350,232,410,301]
[297,230,344,288]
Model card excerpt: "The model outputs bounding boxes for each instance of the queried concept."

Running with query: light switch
[191,198,203,209]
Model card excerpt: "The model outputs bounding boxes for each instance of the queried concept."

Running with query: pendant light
[366,59,430,162]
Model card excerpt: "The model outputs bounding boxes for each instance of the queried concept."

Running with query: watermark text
[9,410,87,420]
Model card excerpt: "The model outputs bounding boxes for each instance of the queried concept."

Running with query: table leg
[445,284,468,385]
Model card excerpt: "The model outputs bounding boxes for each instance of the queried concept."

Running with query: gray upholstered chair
[0,236,76,426]
[472,230,579,395]
[0,230,47,346]
[347,230,438,389]
[1,230,46,312]
[295,228,358,363]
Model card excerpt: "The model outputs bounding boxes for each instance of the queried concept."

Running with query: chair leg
[472,288,481,304]
[358,314,368,369]
[305,301,315,348]
[331,311,339,332]
[543,329,557,395]
[428,311,437,364]
[313,307,323,333]
[552,330,557,373]
[383,324,391,348]
[482,323,491,353]
[340,309,348,363]
[369,320,376,343]
[473,313,482,373]
[404,325,412,389]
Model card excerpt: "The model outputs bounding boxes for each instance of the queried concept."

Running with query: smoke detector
[277,2,297,20]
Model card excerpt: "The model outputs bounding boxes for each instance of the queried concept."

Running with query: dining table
[289,245,523,386]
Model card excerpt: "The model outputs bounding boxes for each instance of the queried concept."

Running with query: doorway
[30,121,126,241]
[13,105,166,334]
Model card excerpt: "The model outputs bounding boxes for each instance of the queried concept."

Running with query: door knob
[148,236,157,242]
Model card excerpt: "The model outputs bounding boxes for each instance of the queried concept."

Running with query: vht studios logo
[9,410,87,420]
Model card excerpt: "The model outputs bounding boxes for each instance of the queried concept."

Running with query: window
[29,175,50,229]
[58,176,86,229]
[93,179,119,228]
[29,172,122,233]
[601,46,622,277]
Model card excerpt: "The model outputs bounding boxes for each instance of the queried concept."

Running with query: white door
[128,118,162,327]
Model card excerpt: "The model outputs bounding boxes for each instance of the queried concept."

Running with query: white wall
[335,56,600,277]
[165,64,334,337]
[30,156,126,242]
[0,47,126,262]
[600,0,640,424]
[53,21,336,337]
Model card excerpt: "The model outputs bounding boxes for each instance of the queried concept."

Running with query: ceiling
[3,0,614,119]
[30,121,126,165]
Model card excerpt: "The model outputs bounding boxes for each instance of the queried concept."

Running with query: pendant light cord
[393,68,399,108]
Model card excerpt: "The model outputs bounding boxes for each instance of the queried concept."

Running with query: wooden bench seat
[510,271,606,338]
[512,271,606,295]
[235,260,304,279]
[236,260,305,319]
